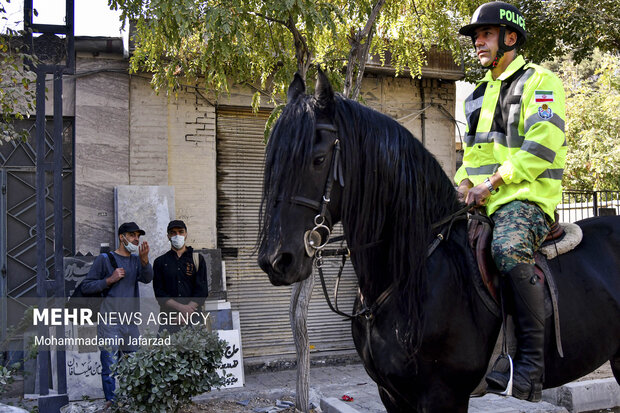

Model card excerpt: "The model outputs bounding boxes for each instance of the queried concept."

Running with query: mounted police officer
[455,1,567,402]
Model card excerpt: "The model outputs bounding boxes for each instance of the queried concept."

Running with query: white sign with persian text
[216,329,245,388]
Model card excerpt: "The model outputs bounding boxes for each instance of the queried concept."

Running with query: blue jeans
[100,349,129,401]
[98,323,140,401]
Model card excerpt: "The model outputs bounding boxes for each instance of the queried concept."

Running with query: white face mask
[170,235,185,249]
[122,235,139,254]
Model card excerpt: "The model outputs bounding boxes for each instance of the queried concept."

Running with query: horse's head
[258,70,343,286]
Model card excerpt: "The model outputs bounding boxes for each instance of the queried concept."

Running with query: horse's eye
[313,156,326,166]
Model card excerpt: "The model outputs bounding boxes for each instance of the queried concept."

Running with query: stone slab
[216,330,245,389]
[199,249,226,300]
[542,378,620,412]
[115,184,175,336]
[469,393,569,412]
[64,351,105,401]
[114,185,175,260]
[0,403,29,412]
[207,309,233,330]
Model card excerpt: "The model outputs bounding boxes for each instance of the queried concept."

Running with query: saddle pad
[540,222,582,259]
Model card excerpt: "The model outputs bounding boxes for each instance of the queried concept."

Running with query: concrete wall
[74,53,130,253]
[73,54,456,254]
[361,75,456,179]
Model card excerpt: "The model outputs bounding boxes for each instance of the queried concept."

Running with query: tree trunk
[290,274,315,412]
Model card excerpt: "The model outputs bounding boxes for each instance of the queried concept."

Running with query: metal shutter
[216,108,358,359]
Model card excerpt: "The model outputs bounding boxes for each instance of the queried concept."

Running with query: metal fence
[558,190,620,223]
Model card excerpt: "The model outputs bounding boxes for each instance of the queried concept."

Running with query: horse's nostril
[273,253,294,274]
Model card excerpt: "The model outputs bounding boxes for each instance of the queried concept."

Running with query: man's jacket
[454,55,567,219]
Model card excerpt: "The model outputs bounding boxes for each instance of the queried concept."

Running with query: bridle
[285,121,472,320]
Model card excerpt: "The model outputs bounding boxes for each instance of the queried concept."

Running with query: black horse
[258,71,620,412]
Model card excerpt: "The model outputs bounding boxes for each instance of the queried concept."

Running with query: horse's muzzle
[258,248,311,286]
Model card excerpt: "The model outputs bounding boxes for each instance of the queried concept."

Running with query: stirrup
[489,354,514,396]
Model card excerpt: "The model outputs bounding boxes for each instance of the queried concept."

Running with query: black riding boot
[486,263,545,402]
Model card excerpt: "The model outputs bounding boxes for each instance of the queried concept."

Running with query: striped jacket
[454,55,567,219]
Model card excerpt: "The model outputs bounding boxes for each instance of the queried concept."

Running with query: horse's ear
[287,73,306,102]
[315,68,334,108]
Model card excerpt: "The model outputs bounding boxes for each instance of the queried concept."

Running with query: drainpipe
[419,79,426,146]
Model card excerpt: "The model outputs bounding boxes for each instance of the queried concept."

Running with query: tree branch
[360,0,386,38]
[344,0,385,99]
[249,11,287,26]
[287,14,312,80]
[351,29,374,101]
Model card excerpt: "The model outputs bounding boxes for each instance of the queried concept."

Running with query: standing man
[455,1,566,402]
[153,220,208,334]
[81,222,153,406]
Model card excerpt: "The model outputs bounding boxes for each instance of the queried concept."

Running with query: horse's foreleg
[378,384,469,413]
[378,386,410,413]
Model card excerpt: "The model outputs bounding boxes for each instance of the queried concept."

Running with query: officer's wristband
[484,178,497,194]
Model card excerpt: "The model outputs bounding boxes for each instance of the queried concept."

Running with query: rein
[317,203,472,320]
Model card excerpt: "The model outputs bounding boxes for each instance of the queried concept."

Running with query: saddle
[468,212,576,358]
[468,214,565,304]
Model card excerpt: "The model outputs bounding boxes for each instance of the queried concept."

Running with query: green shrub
[112,327,228,413]
[0,364,14,395]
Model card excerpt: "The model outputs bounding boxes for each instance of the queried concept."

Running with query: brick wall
[129,75,168,185]
[166,87,217,249]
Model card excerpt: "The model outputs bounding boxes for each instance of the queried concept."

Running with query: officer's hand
[457,179,473,203]
[465,183,491,207]
[139,241,150,266]
[107,268,125,285]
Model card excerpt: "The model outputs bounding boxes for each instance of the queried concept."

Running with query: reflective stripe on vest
[506,68,535,148]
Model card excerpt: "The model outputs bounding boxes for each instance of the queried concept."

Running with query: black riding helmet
[460,2,527,66]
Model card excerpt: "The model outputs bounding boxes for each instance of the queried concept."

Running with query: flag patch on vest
[535,90,554,103]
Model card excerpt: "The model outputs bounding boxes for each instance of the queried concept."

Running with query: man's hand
[178,304,197,324]
[139,241,150,266]
[106,268,125,286]
[164,299,198,324]
[457,179,473,202]
[178,304,196,315]
[465,183,491,207]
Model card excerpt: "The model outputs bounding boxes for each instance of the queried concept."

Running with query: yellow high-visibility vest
[455,55,567,220]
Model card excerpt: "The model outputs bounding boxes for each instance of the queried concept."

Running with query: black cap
[167,220,187,232]
[459,1,527,46]
[118,222,145,236]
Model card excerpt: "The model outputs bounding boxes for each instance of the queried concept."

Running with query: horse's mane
[260,91,463,351]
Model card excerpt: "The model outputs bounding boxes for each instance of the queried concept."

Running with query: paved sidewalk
[196,362,619,412]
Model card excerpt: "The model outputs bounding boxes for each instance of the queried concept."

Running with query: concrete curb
[320,397,362,413]
[542,378,620,412]
[319,378,620,413]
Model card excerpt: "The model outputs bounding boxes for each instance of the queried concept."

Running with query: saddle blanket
[540,222,582,259]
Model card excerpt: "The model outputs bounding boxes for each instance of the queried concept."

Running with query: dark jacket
[153,246,208,310]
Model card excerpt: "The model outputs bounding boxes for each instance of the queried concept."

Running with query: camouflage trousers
[491,201,551,273]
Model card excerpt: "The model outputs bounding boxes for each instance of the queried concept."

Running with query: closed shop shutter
[216,108,358,359]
